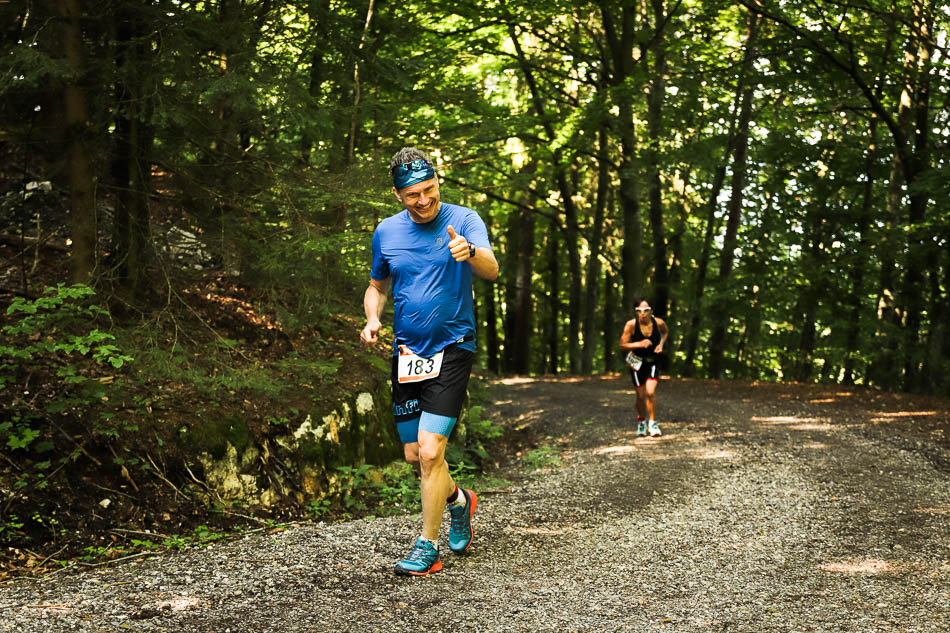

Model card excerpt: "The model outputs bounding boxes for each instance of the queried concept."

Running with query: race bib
[397,345,444,383]
[625,351,643,370]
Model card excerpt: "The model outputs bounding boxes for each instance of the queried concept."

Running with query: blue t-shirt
[370,202,491,358]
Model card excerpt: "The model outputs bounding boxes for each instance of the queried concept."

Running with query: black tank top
[632,316,661,359]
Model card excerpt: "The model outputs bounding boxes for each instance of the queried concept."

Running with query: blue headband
[392,159,436,190]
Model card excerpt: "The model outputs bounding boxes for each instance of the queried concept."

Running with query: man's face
[393,177,441,224]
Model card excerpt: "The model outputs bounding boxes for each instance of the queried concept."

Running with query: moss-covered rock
[192,377,401,508]
[177,415,251,460]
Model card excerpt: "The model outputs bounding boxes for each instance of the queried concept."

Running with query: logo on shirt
[435,237,444,248]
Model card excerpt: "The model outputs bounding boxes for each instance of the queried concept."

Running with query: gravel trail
[2,376,948,632]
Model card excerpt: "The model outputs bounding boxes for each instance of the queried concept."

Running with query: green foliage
[307,498,332,518]
[123,338,340,409]
[375,461,421,510]
[171,525,225,548]
[366,355,390,373]
[330,462,426,517]
[334,464,375,517]
[306,380,508,520]
[522,445,562,475]
[250,232,371,326]
[0,514,24,541]
[177,416,250,460]
[0,284,134,492]
[465,404,504,442]
[0,44,70,94]
[75,525,226,563]
[1,283,130,370]
[445,379,505,473]
[4,0,949,394]
[276,354,340,382]
[448,459,480,490]
[308,461,421,520]
[265,414,289,426]
[77,545,114,563]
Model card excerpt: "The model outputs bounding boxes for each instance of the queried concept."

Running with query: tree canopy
[2,0,948,394]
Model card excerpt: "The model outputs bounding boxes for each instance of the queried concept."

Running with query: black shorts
[391,344,475,423]
[629,359,660,387]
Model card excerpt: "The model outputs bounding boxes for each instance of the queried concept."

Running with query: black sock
[446,486,460,504]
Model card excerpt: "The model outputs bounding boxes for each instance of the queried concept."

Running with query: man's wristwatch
[469,242,477,259]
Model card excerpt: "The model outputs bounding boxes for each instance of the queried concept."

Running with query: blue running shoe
[394,537,442,576]
[448,489,477,553]
[636,420,647,436]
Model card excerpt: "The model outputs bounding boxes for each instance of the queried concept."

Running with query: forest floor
[1,374,948,632]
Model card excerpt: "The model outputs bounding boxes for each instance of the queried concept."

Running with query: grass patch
[522,445,562,474]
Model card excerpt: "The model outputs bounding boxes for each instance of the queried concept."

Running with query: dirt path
[2,376,948,632]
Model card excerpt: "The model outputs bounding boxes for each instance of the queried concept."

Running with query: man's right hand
[361,319,381,345]
[362,278,389,346]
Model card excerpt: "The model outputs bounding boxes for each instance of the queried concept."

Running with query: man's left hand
[447,225,471,262]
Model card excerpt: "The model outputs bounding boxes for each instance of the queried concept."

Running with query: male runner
[619,298,669,437]
[360,147,499,576]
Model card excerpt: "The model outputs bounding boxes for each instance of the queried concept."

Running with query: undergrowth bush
[445,377,504,476]
[303,377,508,521]
[0,284,134,527]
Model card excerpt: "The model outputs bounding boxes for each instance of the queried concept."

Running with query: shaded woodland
[3,0,948,387]
[1,0,949,572]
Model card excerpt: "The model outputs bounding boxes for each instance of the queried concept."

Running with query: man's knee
[403,443,420,465]
[417,433,447,470]
[418,443,442,467]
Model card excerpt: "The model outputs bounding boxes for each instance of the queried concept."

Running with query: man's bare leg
[418,429,455,540]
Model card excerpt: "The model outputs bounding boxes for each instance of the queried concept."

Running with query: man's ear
[392,187,401,202]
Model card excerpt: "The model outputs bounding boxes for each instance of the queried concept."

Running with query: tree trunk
[556,160,583,374]
[736,190,771,377]
[842,114,881,384]
[503,195,535,375]
[872,3,931,389]
[793,204,825,382]
[509,23,582,373]
[646,0,669,317]
[681,24,753,375]
[897,2,934,390]
[55,0,97,284]
[872,148,905,387]
[300,0,332,161]
[603,270,619,373]
[599,5,643,316]
[707,11,759,379]
[546,218,560,374]
[479,278,500,374]
[926,261,950,395]
[581,127,609,374]
[346,0,376,169]
[110,6,155,301]
[477,202,501,375]
[682,161,726,376]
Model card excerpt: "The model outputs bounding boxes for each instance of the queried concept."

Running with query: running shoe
[636,420,648,436]
[648,420,662,437]
[448,488,478,553]
[394,537,442,576]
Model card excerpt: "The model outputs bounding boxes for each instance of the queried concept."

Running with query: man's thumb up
[447,225,467,262]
